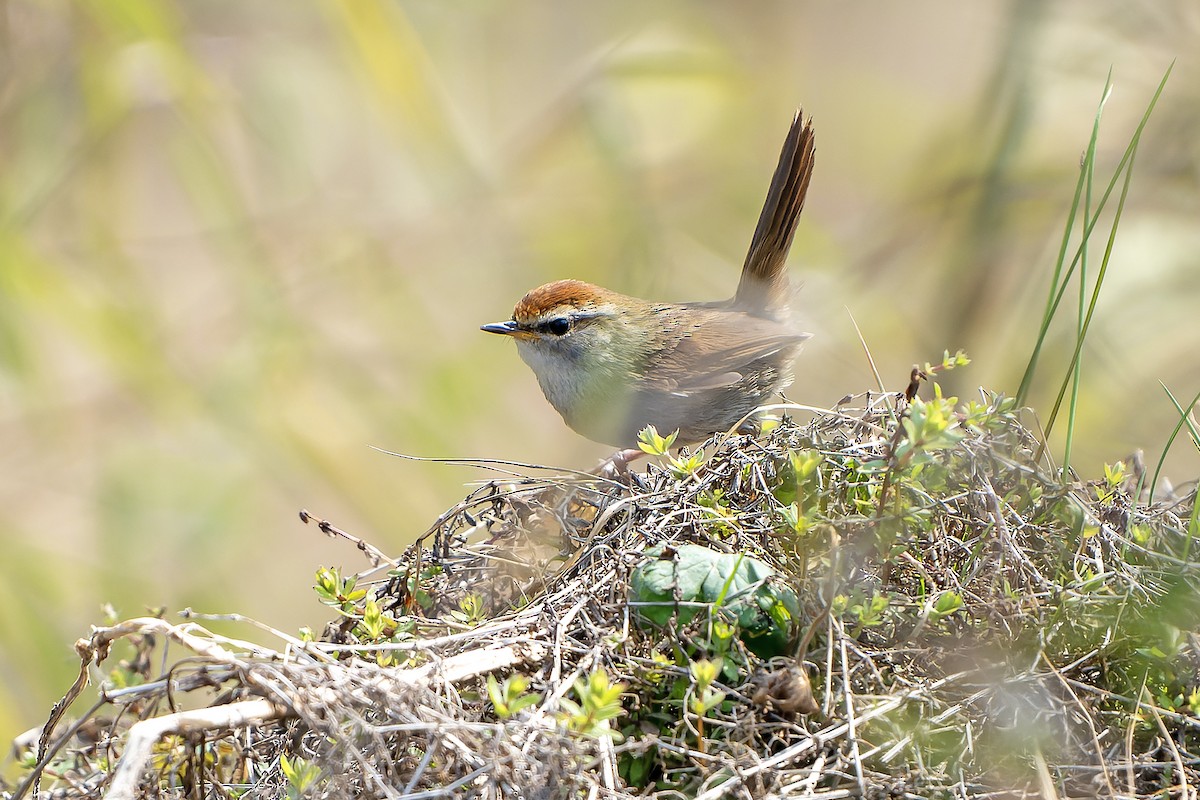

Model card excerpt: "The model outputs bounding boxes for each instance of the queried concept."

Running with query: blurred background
[1,0,1198,753]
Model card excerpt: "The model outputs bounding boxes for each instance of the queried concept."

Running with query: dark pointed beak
[481,320,523,337]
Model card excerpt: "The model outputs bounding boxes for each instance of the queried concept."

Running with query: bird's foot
[594,448,644,481]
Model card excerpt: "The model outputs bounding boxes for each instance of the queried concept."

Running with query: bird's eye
[544,317,571,336]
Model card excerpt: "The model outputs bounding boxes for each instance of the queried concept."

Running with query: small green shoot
[687,658,727,752]
[638,425,706,478]
[357,598,392,641]
[924,349,972,376]
[449,593,487,626]
[834,590,890,637]
[280,754,323,799]
[688,658,726,715]
[928,591,963,623]
[774,448,824,508]
[637,425,678,457]
[558,669,627,740]
[1095,461,1125,505]
[314,567,367,613]
[668,448,706,479]
[897,386,965,464]
[882,381,966,516]
[487,673,541,720]
[778,502,811,536]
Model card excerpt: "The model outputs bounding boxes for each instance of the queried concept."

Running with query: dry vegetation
[7,380,1200,799]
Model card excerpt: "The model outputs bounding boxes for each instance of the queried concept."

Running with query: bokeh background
[1,0,1198,754]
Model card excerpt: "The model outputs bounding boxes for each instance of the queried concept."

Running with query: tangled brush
[10,383,1200,799]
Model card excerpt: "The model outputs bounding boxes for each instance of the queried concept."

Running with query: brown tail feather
[733,109,816,316]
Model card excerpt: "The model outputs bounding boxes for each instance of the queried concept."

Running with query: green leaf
[636,425,678,456]
[630,544,801,657]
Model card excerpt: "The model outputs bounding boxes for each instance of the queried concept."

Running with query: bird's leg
[594,448,644,480]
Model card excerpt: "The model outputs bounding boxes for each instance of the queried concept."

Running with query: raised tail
[733,109,816,316]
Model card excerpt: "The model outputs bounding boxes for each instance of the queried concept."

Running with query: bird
[482,110,815,456]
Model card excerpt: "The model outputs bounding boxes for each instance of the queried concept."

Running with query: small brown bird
[483,111,815,450]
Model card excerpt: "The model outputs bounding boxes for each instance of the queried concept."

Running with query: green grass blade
[1034,64,1173,459]
[1152,384,1200,505]
[1190,495,1200,565]
[1016,74,1110,406]
[1061,89,1103,477]
[1158,385,1200,562]
[1017,64,1173,412]
[1040,146,1136,451]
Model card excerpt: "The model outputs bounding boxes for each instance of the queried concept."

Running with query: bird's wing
[642,309,809,396]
